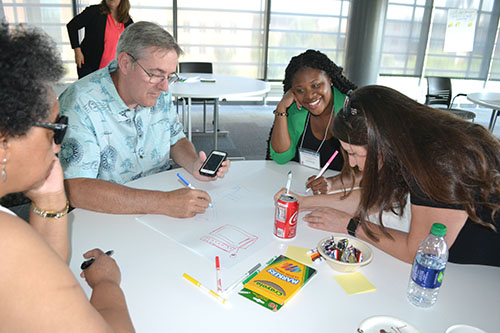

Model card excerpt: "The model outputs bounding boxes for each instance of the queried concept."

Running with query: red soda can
[274,194,299,239]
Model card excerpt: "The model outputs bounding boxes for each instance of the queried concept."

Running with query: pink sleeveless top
[99,14,125,69]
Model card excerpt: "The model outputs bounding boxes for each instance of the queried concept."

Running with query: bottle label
[411,260,445,289]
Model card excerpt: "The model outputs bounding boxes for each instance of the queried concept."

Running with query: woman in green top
[267,49,358,194]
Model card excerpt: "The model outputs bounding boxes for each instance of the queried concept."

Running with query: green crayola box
[239,255,316,311]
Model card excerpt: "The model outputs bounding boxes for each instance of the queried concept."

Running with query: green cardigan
[270,87,346,164]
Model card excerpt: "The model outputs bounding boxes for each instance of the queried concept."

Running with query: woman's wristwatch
[347,217,360,237]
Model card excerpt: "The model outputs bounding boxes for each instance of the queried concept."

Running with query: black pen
[80,250,114,270]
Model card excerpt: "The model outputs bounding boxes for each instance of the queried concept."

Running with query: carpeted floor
[187,104,276,160]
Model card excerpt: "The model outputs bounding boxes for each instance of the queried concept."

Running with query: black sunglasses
[342,90,359,120]
[34,115,68,145]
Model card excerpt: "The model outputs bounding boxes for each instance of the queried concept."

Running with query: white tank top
[0,204,16,216]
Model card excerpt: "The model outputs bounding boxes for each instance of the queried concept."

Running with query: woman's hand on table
[305,175,329,195]
[303,207,351,232]
[80,248,121,286]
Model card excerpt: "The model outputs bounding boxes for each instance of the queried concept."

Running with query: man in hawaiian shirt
[59,21,229,218]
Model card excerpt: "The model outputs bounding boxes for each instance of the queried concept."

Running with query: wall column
[344,0,388,87]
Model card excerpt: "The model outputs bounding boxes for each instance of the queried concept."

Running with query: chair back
[425,76,452,107]
[179,62,213,74]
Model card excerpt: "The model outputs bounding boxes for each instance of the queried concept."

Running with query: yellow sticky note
[285,246,313,266]
[334,272,376,295]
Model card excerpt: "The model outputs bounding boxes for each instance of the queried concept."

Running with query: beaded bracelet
[273,110,288,117]
[31,200,70,219]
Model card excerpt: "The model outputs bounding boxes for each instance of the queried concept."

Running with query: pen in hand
[176,172,213,208]
[80,250,114,270]
[306,150,339,193]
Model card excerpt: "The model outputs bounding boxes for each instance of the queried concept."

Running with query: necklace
[299,101,335,153]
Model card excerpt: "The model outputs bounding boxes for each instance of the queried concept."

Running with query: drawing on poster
[216,185,251,202]
[194,204,216,223]
[200,224,258,257]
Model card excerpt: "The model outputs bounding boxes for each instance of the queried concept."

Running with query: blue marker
[176,173,213,208]
[177,173,195,189]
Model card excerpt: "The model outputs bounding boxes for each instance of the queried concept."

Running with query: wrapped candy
[321,237,363,263]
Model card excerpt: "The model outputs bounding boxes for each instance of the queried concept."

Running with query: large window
[1,0,74,82]
[486,2,500,81]
[381,0,500,80]
[424,0,496,79]
[380,0,429,76]
[177,0,266,78]
[3,0,500,86]
[267,0,350,81]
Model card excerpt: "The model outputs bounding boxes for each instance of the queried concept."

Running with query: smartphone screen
[199,151,227,176]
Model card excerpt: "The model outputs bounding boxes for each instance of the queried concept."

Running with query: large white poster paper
[136,168,283,268]
[443,9,477,53]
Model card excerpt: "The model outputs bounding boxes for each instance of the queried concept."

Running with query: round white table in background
[171,73,270,150]
[467,92,500,132]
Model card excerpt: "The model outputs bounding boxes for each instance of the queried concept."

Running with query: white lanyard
[299,104,335,153]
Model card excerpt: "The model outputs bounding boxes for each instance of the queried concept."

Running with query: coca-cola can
[274,194,299,239]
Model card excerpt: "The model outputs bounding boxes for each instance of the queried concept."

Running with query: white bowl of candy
[317,235,373,272]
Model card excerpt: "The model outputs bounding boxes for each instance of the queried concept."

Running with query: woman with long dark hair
[67,0,133,78]
[304,85,500,266]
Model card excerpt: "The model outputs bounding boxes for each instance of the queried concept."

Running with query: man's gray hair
[116,21,183,59]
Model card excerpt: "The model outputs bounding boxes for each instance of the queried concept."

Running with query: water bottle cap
[431,223,447,237]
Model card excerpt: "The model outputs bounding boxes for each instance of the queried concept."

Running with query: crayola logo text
[281,263,301,272]
[255,281,284,296]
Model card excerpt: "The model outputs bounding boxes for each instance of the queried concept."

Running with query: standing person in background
[67,0,133,79]
[267,49,360,195]
[0,23,134,332]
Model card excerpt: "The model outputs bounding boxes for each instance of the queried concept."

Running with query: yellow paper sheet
[334,272,376,295]
[285,246,313,266]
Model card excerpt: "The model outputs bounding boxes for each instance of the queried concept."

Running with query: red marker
[215,256,222,293]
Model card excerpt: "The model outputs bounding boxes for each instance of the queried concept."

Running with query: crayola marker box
[239,255,316,311]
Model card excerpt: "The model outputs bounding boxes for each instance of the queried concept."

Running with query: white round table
[467,92,500,132]
[67,161,500,333]
[171,73,270,149]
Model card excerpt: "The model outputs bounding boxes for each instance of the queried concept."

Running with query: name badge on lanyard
[299,148,321,170]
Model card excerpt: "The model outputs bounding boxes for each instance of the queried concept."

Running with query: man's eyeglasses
[127,53,179,85]
[34,115,68,145]
[342,90,359,120]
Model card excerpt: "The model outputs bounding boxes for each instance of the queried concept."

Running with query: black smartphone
[199,150,227,177]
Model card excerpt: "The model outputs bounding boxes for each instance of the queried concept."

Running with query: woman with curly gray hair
[0,23,134,332]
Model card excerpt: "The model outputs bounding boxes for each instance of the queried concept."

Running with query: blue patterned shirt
[58,60,185,184]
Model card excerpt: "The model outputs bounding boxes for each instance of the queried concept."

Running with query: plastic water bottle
[407,223,448,307]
